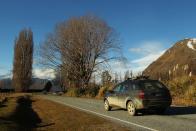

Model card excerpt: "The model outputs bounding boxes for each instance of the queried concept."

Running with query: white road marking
[45,97,159,131]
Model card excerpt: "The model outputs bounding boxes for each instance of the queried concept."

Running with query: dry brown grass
[166,76,196,106]
[0,94,130,131]
[0,94,42,130]
[0,96,19,130]
[172,97,196,106]
[33,96,130,131]
[0,93,12,103]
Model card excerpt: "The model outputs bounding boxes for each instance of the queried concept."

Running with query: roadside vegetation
[63,71,196,106]
[166,76,196,106]
[64,82,114,99]
[63,70,116,99]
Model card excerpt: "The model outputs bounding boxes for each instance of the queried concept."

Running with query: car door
[107,84,121,106]
[118,83,129,108]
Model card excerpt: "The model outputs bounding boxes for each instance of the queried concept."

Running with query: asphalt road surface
[39,95,196,131]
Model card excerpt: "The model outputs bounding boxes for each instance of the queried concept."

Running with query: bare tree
[12,29,34,92]
[40,15,121,88]
[101,70,112,85]
[113,72,119,84]
[124,70,130,80]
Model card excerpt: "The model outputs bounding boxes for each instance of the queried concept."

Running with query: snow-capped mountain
[143,38,196,80]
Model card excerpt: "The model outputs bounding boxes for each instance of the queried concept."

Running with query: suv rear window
[139,80,166,90]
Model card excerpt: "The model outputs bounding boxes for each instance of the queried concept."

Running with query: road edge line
[43,97,159,131]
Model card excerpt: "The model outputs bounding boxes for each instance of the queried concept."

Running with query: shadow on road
[109,106,196,116]
[110,107,126,111]
[165,106,196,115]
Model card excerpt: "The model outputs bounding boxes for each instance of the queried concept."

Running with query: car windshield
[140,80,166,90]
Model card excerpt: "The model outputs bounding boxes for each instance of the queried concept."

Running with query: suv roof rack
[127,75,149,80]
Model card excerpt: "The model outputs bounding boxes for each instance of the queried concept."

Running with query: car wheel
[104,100,111,111]
[127,101,136,116]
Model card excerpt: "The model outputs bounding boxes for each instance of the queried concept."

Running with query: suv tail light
[138,90,145,99]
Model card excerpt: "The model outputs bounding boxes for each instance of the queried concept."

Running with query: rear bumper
[142,99,172,109]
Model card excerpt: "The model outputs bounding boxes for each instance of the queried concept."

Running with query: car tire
[127,101,137,116]
[104,100,111,111]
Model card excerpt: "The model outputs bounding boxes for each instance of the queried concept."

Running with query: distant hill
[0,78,48,91]
[29,78,49,90]
[144,38,196,80]
[0,78,12,89]
[0,78,62,92]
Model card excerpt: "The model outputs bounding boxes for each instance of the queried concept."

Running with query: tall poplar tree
[12,29,34,92]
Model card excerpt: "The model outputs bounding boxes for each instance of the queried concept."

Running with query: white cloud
[128,41,167,74]
[131,50,166,72]
[129,41,164,55]
[33,68,55,80]
[0,67,56,80]
[110,61,131,73]
[0,66,12,79]
[96,41,165,77]
[0,74,11,79]
[129,48,142,53]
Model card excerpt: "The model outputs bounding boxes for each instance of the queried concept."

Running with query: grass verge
[33,96,130,131]
[0,94,130,131]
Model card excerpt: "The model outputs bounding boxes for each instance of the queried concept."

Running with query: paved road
[39,95,196,131]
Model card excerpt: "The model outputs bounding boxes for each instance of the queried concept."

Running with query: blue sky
[1,0,196,79]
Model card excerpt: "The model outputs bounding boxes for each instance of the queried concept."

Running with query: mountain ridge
[143,38,196,80]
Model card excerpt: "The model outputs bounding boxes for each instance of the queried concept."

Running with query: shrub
[65,86,100,97]
[185,82,196,101]
[85,86,100,97]
[167,76,194,97]
[65,88,79,97]
[96,86,107,98]
[76,88,86,97]
[165,76,196,105]
[96,83,115,98]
